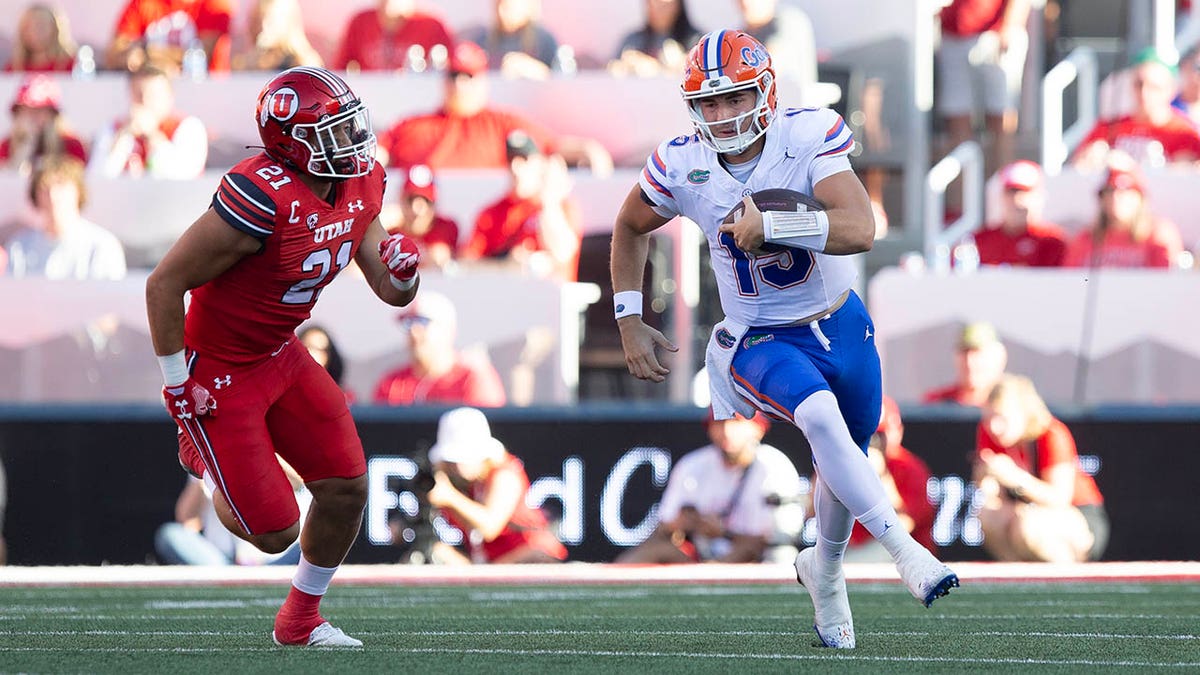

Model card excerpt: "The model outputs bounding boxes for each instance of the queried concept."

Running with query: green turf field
[1,581,1197,673]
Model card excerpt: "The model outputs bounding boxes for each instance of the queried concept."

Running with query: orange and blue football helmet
[680,30,777,155]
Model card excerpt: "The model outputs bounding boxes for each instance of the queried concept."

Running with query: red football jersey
[185,153,386,364]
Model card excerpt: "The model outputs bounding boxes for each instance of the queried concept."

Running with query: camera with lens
[388,450,441,564]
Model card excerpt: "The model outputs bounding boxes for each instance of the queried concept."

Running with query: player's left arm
[720,171,874,256]
[355,217,419,307]
[810,170,877,255]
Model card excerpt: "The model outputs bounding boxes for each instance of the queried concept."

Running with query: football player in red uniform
[146,66,420,648]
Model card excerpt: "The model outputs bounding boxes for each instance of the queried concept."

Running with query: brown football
[722,188,825,254]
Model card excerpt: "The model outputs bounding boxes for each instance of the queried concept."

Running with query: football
[722,188,825,223]
[722,188,825,254]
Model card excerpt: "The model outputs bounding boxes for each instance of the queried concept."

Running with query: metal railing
[1041,46,1099,174]
[923,140,984,273]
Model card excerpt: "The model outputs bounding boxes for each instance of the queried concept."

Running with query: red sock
[273,587,324,644]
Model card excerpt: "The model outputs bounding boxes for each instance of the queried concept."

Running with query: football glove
[162,377,217,422]
[378,233,420,290]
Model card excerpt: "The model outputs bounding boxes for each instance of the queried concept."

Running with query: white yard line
[2,561,1200,587]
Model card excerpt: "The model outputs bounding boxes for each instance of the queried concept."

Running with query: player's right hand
[378,232,420,288]
[617,317,678,382]
[162,378,217,422]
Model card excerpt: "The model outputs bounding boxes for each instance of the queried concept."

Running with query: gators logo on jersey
[716,328,736,349]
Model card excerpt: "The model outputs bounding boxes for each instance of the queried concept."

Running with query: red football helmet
[255,66,376,179]
[680,30,777,154]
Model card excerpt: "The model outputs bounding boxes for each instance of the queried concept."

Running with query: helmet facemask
[683,70,775,155]
[290,102,377,179]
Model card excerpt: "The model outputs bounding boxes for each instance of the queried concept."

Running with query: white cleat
[272,621,363,648]
[896,551,960,608]
[793,547,856,649]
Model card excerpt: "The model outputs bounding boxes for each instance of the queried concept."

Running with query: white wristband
[613,290,643,319]
[762,210,830,252]
[158,349,189,387]
[389,271,418,291]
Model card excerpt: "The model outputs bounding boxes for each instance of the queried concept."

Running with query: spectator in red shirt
[106,0,234,73]
[923,322,1008,407]
[422,406,567,564]
[334,0,453,72]
[463,131,583,282]
[0,74,88,173]
[5,4,77,73]
[1073,48,1200,168]
[377,41,612,174]
[373,291,507,407]
[382,164,459,270]
[975,374,1108,562]
[1064,161,1181,268]
[974,160,1067,267]
[845,396,937,562]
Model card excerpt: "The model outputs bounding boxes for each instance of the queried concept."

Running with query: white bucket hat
[428,407,505,465]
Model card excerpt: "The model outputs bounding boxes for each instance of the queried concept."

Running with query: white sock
[813,474,852,574]
[202,472,218,497]
[878,523,928,562]
[794,391,900,539]
[292,555,338,596]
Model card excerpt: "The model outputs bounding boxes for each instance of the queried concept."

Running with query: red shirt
[0,133,88,164]
[976,418,1104,507]
[334,9,453,71]
[373,361,506,407]
[386,214,459,259]
[850,445,937,552]
[465,192,582,280]
[112,0,233,72]
[381,108,557,170]
[974,221,1068,267]
[1064,228,1173,268]
[1075,113,1200,163]
[441,453,568,563]
[939,0,1007,37]
[186,154,386,364]
[2,56,75,73]
[922,383,978,405]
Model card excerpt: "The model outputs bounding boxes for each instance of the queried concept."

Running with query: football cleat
[177,433,206,480]
[794,547,856,649]
[272,621,362,648]
[897,553,960,608]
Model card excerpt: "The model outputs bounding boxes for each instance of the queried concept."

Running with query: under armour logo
[174,400,192,420]
[348,199,365,212]
[865,326,873,341]
[213,375,232,389]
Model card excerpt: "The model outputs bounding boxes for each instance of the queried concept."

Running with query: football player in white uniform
[610,30,958,649]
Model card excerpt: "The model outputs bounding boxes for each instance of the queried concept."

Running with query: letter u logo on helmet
[255,66,377,179]
[680,30,777,155]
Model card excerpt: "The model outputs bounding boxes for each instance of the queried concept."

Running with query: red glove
[378,233,420,290]
[162,377,217,422]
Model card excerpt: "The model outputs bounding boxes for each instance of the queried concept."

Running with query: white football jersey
[639,108,857,326]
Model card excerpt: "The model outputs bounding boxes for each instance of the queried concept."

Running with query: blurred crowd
[1,0,1165,568]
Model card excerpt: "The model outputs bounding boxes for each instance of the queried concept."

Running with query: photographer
[421,407,567,564]
[974,375,1109,562]
[616,409,804,564]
